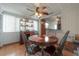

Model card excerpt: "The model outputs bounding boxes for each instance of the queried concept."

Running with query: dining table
[28,35,58,45]
[26,35,59,55]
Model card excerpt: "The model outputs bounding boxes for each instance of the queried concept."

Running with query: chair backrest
[21,32,27,45]
[22,32,39,55]
[59,30,70,50]
[54,31,70,56]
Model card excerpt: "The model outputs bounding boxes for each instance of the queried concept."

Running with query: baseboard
[3,41,20,47]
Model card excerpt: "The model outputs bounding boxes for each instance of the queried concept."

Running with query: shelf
[20,19,34,31]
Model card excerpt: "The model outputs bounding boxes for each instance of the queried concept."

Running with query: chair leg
[24,47,28,56]
[24,49,26,56]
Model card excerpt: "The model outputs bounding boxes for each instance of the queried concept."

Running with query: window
[54,24,57,30]
[46,21,58,30]
[33,20,38,31]
[15,18,20,32]
[3,14,20,32]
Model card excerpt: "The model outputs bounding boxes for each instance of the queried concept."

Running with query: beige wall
[47,4,79,42]
[0,32,20,47]
[61,5,78,34]
[48,5,79,35]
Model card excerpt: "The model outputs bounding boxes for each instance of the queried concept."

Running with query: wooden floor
[0,43,74,56]
[0,43,26,56]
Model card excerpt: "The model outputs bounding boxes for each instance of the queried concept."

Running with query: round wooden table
[26,35,58,55]
[31,36,58,44]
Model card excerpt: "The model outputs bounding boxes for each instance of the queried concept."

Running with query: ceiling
[0,3,79,18]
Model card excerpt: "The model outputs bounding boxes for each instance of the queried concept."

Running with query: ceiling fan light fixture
[39,13,42,17]
[35,12,43,17]
[35,12,38,16]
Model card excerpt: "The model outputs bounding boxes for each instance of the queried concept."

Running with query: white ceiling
[0,3,79,17]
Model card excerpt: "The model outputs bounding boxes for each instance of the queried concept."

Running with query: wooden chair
[44,45,56,56]
[22,32,41,55]
[53,30,70,56]
[21,32,29,55]
[21,32,34,55]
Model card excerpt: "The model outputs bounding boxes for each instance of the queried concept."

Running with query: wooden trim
[3,41,20,47]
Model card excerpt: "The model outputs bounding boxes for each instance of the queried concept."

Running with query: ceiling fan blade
[40,11,61,19]
[26,8,34,12]
[25,15,39,21]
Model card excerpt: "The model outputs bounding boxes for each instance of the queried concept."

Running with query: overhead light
[35,12,43,17]
[35,12,38,16]
[39,13,42,17]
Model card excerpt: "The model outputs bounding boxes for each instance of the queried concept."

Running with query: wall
[48,5,79,34]
[0,32,20,45]
[60,5,79,42]
[0,14,2,32]
[76,7,79,34]
[61,5,78,34]
[47,4,79,42]
[0,14,3,46]
[0,13,20,46]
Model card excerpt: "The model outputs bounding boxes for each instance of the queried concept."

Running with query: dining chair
[21,32,29,55]
[43,31,70,56]
[53,30,70,56]
[44,45,56,56]
[21,32,35,55]
[22,32,41,55]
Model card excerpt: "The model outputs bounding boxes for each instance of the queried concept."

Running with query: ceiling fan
[26,4,61,20]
